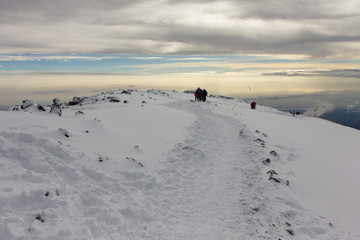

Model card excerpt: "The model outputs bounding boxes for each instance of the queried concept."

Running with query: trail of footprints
[253,129,289,186]
[253,129,295,237]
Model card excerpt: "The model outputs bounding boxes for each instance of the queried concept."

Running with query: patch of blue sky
[3,53,356,75]
[321,59,360,64]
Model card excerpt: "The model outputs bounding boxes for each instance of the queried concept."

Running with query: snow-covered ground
[1,89,359,240]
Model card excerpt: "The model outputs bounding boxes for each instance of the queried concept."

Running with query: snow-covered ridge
[1,89,359,239]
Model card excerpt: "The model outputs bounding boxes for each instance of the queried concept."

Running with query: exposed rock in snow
[67,96,82,106]
[121,90,132,94]
[58,128,70,137]
[50,98,62,116]
[37,104,46,111]
[74,110,85,117]
[108,96,120,102]
[53,98,62,106]
[21,99,34,109]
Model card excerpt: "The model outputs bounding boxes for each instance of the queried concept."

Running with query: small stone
[286,229,295,235]
[262,158,271,164]
[270,150,279,157]
[269,176,281,183]
[267,170,278,175]
[109,97,120,102]
[37,104,46,111]
[35,214,45,223]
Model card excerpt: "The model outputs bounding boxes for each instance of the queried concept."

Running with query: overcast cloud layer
[1,0,359,58]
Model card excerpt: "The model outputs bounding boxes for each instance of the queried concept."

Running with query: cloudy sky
[1,0,359,57]
[1,0,360,105]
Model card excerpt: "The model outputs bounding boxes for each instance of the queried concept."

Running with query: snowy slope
[0,89,359,240]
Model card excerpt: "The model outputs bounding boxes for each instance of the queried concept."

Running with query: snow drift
[0,89,359,240]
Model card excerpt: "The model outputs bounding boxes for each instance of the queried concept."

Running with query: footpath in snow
[0,89,359,240]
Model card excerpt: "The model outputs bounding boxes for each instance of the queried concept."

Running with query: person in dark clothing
[201,89,208,101]
[195,88,202,101]
[194,91,199,101]
[251,101,256,109]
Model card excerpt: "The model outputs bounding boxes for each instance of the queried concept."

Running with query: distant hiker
[194,90,199,101]
[201,89,208,101]
[195,88,202,101]
[251,101,256,109]
[290,110,301,116]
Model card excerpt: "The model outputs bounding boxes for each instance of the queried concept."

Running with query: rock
[74,111,85,117]
[68,97,82,106]
[35,214,45,223]
[37,104,46,111]
[58,128,70,137]
[267,170,278,175]
[270,150,279,157]
[53,98,62,106]
[98,156,109,162]
[50,98,62,116]
[11,105,20,111]
[126,157,144,167]
[182,146,193,150]
[50,104,62,116]
[109,96,120,102]
[262,158,271,164]
[254,138,265,147]
[269,176,281,183]
[21,100,34,109]
[121,90,132,94]
[286,229,295,235]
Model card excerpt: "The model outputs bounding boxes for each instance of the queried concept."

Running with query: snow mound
[0,89,359,239]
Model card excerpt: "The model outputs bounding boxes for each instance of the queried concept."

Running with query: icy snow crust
[0,89,359,239]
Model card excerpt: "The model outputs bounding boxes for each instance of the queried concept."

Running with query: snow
[1,89,360,239]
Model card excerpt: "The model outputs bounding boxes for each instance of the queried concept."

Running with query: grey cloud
[31,89,76,95]
[263,69,360,78]
[0,0,359,57]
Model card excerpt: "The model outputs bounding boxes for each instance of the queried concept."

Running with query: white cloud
[304,100,335,117]
[0,55,117,61]
[168,57,225,61]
